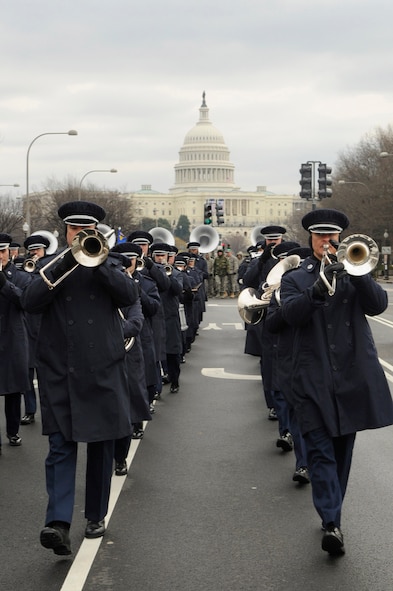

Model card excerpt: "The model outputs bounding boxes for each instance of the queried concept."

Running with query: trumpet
[118,308,135,352]
[136,257,145,272]
[319,234,379,296]
[23,255,39,273]
[39,227,114,290]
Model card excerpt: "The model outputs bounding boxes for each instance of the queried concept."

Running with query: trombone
[39,227,115,290]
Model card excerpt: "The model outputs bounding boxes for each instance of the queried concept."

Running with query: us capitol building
[127,92,304,245]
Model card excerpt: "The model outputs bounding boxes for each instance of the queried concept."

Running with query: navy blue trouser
[304,426,356,528]
[4,392,21,436]
[23,368,37,415]
[45,432,115,526]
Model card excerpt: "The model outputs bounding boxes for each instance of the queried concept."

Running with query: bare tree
[0,196,24,242]
[24,178,136,246]
[285,125,393,248]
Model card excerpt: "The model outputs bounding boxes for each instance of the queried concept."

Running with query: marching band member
[21,234,51,425]
[128,230,170,403]
[0,233,31,451]
[280,208,393,556]
[22,201,139,555]
[150,242,183,393]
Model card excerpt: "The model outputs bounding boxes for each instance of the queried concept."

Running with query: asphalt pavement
[1,298,393,591]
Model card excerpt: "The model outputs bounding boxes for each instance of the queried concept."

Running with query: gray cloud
[1,0,393,198]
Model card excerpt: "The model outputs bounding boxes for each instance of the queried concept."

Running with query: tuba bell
[31,230,59,255]
[251,225,265,246]
[189,225,220,253]
[149,227,175,246]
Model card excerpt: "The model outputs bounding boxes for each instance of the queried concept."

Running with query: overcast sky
[2,0,393,200]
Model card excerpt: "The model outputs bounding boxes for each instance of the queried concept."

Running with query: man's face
[140,243,149,256]
[66,224,96,247]
[0,247,9,267]
[28,247,45,259]
[189,247,199,256]
[153,253,168,265]
[127,257,137,275]
[265,237,282,247]
[311,232,340,261]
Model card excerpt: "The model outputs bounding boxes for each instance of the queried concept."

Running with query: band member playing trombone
[280,208,393,556]
[22,201,139,555]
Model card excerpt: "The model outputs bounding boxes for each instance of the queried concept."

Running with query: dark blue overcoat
[0,263,31,394]
[21,254,139,442]
[280,257,393,437]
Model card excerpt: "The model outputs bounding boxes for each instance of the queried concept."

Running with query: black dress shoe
[85,519,105,539]
[21,413,35,425]
[40,524,71,555]
[170,384,179,393]
[322,525,345,555]
[115,460,128,476]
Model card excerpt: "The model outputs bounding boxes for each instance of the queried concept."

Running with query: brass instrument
[319,234,379,296]
[118,308,135,352]
[164,263,173,276]
[336,234,379,276]
[237,255,301,324]
[250,225,265,246]
[189,225,220,253]
[23,255,39,273]
[31,230,59,255]
[238,288,266,325]
[39,227,114,290]
[136,257,145,272]
[149,227,175,246]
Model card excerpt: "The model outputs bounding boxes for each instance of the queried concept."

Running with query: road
[1,284,393,591]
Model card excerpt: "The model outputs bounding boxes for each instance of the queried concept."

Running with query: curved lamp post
[26,130,78,233]
[78,169,118,199]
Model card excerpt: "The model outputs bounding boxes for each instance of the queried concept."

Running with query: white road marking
[59,426,146,591]
[201,367,260,380]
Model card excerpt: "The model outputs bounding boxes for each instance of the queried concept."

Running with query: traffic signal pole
[299,160,332,209]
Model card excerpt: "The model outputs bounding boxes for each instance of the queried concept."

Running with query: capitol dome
[171,93,239,192]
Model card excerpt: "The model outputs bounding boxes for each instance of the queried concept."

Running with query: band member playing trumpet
[150,242,183,393]
[280,208,393,556]
[21,234,51,425]
[22,201,139,555]
[111,242,160,474]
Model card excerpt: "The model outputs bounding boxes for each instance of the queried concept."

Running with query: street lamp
[338,180,369,189]
[383,229,390,280]
[0,184,20,188]
[26,130,78,233]
[78,168,118,199]
[380,152,393,158]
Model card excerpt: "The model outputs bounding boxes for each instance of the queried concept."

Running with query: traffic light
[299,163,312,199]
[204,203,212,224]
[318,164,333,199]
[216,199,225,225]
